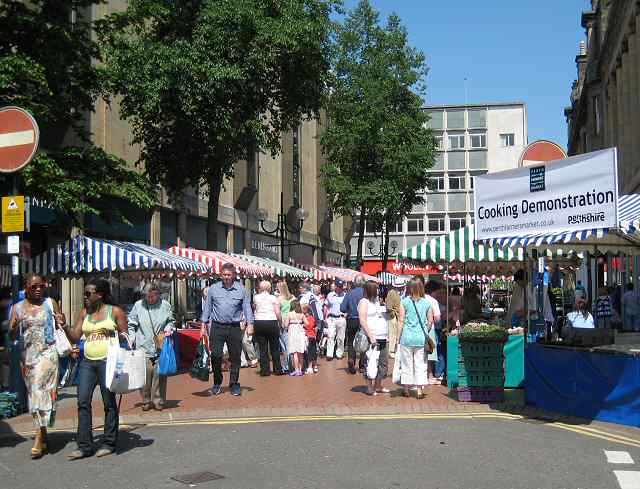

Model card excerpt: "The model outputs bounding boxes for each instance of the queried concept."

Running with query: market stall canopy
[167,246,272,277]
[231,253,312,279]
[318,265,380,283]
[398,226,526,263]
[27,236,210,275]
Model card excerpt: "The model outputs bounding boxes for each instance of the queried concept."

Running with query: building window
[430,176,445,191]
[387,220,403,233]
[468,151,487,170]
[448,193,467,212]
[448,151,466,170]
[426,193,446,212]
[594,95,601,135]
[448,175,466,191]
[292,126,301,207]
[406,214,425,233]
[247,143,258,189]
[500,133,515,147]
[427,110,444,130]
[469,132,487,148]
[467,109,487,128]
[434,135,444,150]
[447,110,465,129]
[449,214,466,231]
[428,215,445,233]
[431,153,444,171]
[448,133,465,150]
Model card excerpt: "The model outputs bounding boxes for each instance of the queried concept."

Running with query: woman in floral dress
[10,274,64,459]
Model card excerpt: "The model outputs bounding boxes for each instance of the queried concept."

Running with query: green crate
[458,371,505,388]
[458,356,504,372]
[458,363,504,378]
[459,342,503,357]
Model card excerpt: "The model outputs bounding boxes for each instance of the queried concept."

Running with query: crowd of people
[5,260,639,462]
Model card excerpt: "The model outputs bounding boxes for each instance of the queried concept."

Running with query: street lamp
[257,192,308,261]
[367,238,398,257]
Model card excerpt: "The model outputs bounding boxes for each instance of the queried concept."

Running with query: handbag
[353,328,369,354]
[189,334,210,382]
[411,300,435,358]
[145,306,166,351]
[365,344,380,380]
[158,336,177,376]
[54,327,72,357]
[106,333,147,394]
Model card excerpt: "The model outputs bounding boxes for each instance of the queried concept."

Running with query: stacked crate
[457,341,505,402]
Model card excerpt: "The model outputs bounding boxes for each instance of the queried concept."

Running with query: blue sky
[340,0,590,149]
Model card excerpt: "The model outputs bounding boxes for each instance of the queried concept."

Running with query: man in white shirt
[424,281,441,384]
[323,280,347,360]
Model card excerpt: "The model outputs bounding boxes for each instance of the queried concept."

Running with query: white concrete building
[353,102,528,263]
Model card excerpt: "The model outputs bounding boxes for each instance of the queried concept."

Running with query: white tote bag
[366,345,380,380]
[54,327,72,357]
[106,334,146,394]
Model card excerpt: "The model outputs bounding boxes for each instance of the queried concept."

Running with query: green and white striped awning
[398,226,525,263]
[231,253,313,279]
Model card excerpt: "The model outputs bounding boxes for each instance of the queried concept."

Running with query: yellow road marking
[8,413,640,449]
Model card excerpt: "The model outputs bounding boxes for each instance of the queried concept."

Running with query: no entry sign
[0,107,39,173]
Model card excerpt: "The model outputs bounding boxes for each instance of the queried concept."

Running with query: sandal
[30,447,44,459]
[402,390,411,398]
[67,450,89,461]
[376,388,391,394]
[366,391,377,396]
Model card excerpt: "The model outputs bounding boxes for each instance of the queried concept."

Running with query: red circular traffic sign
[0,106,39,173]
[519,140,566,167]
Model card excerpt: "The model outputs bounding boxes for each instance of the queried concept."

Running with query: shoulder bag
[411,299,435,358]
[145,305,165,351]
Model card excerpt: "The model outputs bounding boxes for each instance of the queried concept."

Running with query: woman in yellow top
[61,278,127,460]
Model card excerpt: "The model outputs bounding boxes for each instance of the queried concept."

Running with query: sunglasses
[84,291,96,298]
[29,284,46,290]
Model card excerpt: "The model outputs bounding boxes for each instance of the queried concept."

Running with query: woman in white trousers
[396,278,434,399]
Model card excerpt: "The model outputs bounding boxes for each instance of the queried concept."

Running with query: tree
[97,0,338,250]
[0,1,156,225]
[321,0,436,269]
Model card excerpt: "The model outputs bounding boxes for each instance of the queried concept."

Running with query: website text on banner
[473,148,618,241]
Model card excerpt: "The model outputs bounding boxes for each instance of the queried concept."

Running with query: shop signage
[361,259,439,275]
[250,235,279,260]
[474,148,618,241]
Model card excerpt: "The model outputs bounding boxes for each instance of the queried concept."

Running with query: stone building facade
[565,0,640,194]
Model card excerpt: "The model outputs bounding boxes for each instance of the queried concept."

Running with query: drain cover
[171,471,225,485]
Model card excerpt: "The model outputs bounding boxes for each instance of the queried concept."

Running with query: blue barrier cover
[525,344,640,428]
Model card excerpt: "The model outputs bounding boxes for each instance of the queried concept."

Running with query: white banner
[473,148,618,241]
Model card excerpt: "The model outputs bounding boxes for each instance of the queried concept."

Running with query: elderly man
[341,276,365,374]
[324,280,347,360]
[202,263,255,396]
[128,284,176,411]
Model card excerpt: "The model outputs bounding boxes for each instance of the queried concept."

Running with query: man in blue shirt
[340,277,365,374]
[201,263,254,396]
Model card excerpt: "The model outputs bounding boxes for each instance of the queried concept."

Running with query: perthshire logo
[529,166,545,193]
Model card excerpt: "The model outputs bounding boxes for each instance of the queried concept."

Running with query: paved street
[2,416,640,489]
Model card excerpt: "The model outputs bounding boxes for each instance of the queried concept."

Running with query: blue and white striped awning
[27,236,210,275]
[618,194,640,234]
[491,228,608,248]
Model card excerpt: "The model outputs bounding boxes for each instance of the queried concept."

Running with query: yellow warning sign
[2,196,24,233]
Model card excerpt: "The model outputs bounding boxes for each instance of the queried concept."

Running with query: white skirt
[288,324,308,354]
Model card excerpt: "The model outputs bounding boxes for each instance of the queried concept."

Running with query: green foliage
[321,0,436,257]
[0,1,155,223]
[460,322,509,344]
[23,148,156,225]
[97,0,338,248]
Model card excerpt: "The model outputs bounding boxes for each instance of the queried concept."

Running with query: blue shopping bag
[158,336,177,376]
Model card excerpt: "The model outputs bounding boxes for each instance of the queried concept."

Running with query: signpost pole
[10,174,19,302]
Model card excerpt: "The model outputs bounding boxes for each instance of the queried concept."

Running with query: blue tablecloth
[525,344,640,428]
[447,335,525,389]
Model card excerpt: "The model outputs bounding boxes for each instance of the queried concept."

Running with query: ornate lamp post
[257,192,309,262]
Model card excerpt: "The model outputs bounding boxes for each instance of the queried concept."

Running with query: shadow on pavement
[0,419,26,448]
